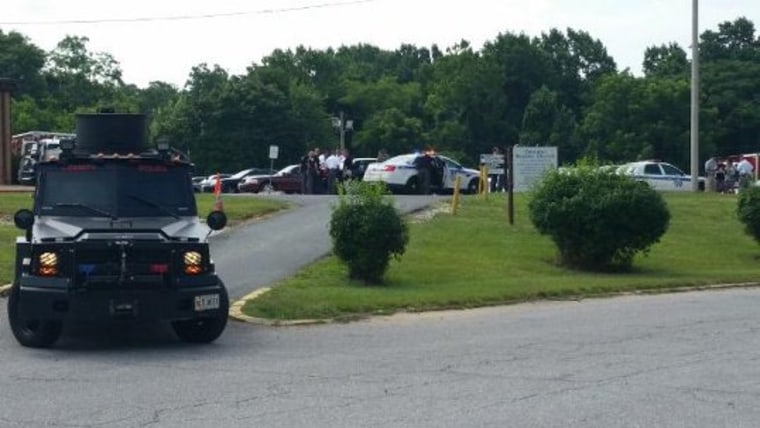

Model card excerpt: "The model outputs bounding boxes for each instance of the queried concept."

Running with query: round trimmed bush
[528,168,670,271]
[737,185,760,243]
[330,181,409,283]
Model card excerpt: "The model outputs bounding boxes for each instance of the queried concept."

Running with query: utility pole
[332,111,353,152]
[0,78,17,185]
[690,0,700,191]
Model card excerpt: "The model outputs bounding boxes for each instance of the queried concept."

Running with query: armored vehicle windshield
[36,162,197,218]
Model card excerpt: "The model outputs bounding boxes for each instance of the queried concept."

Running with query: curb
[228,287,327,326]
[0,283,10,297]
[227,281,760,326]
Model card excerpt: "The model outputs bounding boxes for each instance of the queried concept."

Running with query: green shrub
[736,186,760,243]
[528,167,670,271]
[329,181,409,283]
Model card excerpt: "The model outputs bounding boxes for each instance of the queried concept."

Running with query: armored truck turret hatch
[7,112,229,347]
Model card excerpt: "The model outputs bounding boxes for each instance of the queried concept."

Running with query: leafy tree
[700,17,759,62]
[579,73,701,168]
[43,35,129,114]
[520,86,580,161]
[353,108,424,155]
[701,60,760,157]
[643,43,689,77]
[0,30,46,97]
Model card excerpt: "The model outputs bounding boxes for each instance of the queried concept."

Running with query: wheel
[262,183,274,193]
[7,284,62,348]
[405,177,419,194]
[467,179,479,194]
[172,286,229,344]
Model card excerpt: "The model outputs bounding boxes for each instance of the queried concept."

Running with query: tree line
[2,17,759,175]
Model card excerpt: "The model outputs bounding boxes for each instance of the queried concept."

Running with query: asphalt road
[2,195,760,427]
[2,288,760,427]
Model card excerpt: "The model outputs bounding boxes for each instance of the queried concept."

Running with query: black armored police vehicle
[7,112,229,348]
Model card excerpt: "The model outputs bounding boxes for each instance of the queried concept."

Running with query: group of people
[300,147,356,194]
[705,156,755,193]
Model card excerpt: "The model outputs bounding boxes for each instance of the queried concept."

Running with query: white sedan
[363,153,481,194]
[616,161,704,191]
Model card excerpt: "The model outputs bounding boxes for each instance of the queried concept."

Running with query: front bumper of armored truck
[17,275,227,322]
[15,240,228,322]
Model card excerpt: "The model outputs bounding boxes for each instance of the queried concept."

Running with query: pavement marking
[228,287,327,326]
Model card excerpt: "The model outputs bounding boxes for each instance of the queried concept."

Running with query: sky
[3,0,760,88]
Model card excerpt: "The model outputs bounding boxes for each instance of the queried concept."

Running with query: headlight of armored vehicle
[183,251,203,275]
[39,252,59,276]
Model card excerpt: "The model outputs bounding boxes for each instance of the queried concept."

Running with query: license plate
[194,294,220,311]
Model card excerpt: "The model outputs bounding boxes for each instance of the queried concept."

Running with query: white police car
[616,160,704,191]
[363,153,481,194]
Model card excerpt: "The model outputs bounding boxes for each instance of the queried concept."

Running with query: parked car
[348,157,377,180]
[191,176,206,192]
[238,164,303,193]
[616,160,705,191]
[205,168,275,193]
[199,173,232,193]
[362,153,480,194]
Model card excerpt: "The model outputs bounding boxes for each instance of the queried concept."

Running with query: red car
[238,164,303,193]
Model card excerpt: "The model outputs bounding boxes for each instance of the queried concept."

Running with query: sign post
[507,146,514,225]
[512,146,558,192]
[268,145,279,192]
[508,146,558,225]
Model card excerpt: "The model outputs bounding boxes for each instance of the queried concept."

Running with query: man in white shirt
[737,158,754,189]
[325,150,341,193]
[704,156,718,192]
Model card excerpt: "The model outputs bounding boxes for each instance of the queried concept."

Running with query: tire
[171,286,229,344]
[262,183,274,193]
[7,284,63,348]
[405,177,419,195]
[466,179,479,194]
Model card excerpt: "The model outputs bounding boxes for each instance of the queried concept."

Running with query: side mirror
[206,211,227,231]
[14,209,34,230]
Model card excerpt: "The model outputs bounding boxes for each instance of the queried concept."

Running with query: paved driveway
[211,194,440,299]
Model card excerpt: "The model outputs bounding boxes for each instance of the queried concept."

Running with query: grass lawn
[243,191,760,321]
[0,192,288,285]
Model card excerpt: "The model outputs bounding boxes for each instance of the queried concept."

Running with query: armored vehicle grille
[73,246,172,289]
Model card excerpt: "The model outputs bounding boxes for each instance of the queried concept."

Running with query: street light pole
[332,111,353,152]
[690,0,700,191]
[339,111,346,151]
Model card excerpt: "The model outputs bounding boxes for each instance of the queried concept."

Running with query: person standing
[300,150,310,194]
[716,162,727,193]
[737,158,754,189]
[305,150,320,194]
[413,150,434,194]
[489,146,505,193]
[705,156,718,192]
[325,149,341,193]
[341,149,354,183]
